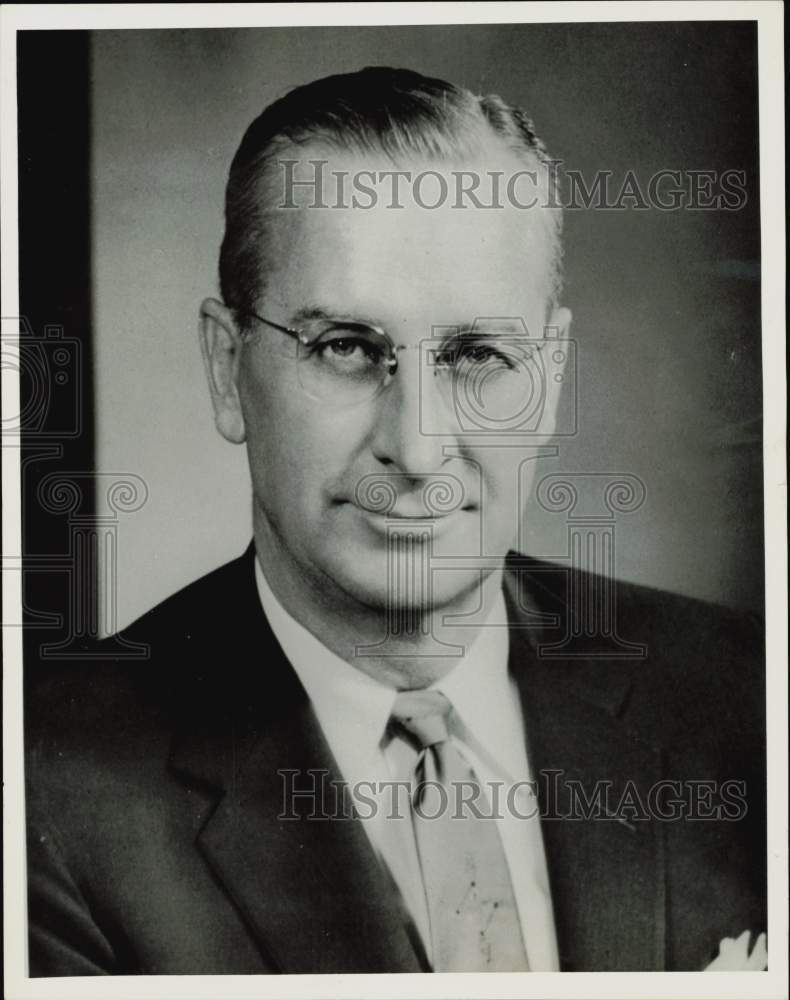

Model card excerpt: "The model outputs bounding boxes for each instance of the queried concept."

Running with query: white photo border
[2,3,786,999]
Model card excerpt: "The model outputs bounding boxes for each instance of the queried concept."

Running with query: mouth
[334,498,477,519]
[339,473,475,522]
[332,472,478,525]
[376,510,451,520]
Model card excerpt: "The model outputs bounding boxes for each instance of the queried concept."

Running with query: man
[26,67,766,975]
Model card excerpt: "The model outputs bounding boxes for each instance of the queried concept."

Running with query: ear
[540,305,573,436]
[198,298,246,444]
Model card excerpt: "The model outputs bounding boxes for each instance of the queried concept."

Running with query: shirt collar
[254,556,515,779]
[254,557,396,786]
[429,592,524,781]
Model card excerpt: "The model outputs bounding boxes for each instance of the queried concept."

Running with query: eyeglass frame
[236,308,435,381]
[237,308,545,375]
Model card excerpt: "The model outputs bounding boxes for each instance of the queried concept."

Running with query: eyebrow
[289,305,388,329]
[288,306,531,338]
[466,317,530,333]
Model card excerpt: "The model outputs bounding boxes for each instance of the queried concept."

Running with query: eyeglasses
[238,309,548,424]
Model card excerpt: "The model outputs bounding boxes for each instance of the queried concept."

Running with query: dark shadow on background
[18,31,97,667]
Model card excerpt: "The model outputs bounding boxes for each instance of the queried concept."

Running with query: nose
[368,349,454,477]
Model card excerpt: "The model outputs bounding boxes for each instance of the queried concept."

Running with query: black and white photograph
[2,3,786,998]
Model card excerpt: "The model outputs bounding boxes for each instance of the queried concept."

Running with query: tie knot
[390,690,452,750]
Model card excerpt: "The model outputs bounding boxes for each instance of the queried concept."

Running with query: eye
[325,337,363,358]
[307,331,389,375]
[463,343,499,363]
[321,336,382,361]
[452,337,518,371]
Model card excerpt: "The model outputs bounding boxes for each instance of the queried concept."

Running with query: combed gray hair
[219,66,563,322]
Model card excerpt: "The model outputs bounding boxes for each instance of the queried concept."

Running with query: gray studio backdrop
[91,23,763,633]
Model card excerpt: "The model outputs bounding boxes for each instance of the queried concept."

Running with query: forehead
[260,145,555,322]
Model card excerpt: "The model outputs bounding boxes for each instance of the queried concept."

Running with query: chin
[321,542,489,614]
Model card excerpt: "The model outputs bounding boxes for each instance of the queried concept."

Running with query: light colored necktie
[390,689,529,972]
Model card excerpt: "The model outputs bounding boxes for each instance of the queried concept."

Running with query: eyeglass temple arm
[240,311,398,369]
[241,310,309,345]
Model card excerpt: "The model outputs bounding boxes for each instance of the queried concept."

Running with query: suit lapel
[189,699,421,973]
[166,545,665,972]
[505,563,666,971]
[168,546,421,973]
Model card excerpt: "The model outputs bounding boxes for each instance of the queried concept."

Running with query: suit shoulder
[506,553,762,666]
[505,555,764,744]
[610,573,762,643]
[114,544,257,649]
[25,546,256,753]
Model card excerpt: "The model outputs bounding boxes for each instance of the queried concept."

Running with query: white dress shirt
[255,557,559,970]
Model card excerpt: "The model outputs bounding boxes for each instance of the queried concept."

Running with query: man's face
[208,146,569,611]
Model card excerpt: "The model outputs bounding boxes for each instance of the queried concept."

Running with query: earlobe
[198,298,246,444]
[215,407,246,444]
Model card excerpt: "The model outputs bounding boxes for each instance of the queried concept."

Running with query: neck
[253,512,506,689]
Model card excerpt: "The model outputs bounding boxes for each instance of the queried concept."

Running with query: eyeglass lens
[294,321,550,427]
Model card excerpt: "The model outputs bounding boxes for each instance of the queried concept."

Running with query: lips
[373,510,448,520]
[378,501,454,519]
[345,498,476,519]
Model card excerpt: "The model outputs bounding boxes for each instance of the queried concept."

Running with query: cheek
[240,377,369,504]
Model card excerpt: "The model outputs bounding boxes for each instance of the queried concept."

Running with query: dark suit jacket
[25,545,766,974]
